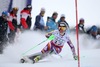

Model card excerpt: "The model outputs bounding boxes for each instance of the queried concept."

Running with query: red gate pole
[75,0,80,67]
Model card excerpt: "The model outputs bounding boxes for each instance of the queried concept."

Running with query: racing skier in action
[21,22,78,63]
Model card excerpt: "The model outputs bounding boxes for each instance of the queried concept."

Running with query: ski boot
[33,56,41,63]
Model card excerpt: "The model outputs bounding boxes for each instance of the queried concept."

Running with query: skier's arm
[67,39,76,56]
[7,16,15,31]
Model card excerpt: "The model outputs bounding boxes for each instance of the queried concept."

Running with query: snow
[0,31,100,67]
[0,0,100,67]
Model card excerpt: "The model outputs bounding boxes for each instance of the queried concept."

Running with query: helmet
[2,11,9,16]
[26,4,32,9]
[58,22,67,32]
[58,22,67,27]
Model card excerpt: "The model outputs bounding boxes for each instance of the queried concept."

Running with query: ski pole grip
[48,35,55,40]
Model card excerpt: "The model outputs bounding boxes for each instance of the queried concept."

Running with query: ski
[20,55,41,64]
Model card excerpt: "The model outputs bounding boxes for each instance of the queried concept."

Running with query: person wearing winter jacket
[87,25,98,39]
[77,18,86,33]
[7,7,18,43]
[57,14,69,28]
[20,5,32,30]
[0,11,9,54]
[34,8,47,31]
[46,12,58,32]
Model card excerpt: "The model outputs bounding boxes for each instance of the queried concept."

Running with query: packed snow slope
[0,30,100,67]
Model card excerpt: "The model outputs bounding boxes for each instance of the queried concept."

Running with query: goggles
[59,26,66,31]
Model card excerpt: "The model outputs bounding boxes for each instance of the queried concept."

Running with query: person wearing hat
[46,12,58,32]
[0,11,9,53]
[7,7,19,43]
[34,8,47,31]
[20,4,32,30]
[76,18,86,33]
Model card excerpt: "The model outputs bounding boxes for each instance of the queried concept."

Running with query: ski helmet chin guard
[58,22,67,33]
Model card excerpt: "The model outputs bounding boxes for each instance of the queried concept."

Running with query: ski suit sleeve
[21,18,28,29]
[20,10,31,29]
[67,38,76,56]
[7,15,15,31]
[8,21,15,31]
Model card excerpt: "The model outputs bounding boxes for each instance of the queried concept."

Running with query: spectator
[87,25,98,39]
[0,11,9,54]
[58,14,69,28]
[7,7,19,43]
[75,18,85,33]
[46,12,58,32]
[20,4,32,30]
[46,16,50,22]
[96,28,100,39]
[34,8,47,31]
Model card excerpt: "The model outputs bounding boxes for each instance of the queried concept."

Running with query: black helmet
[58,22,68,32]
[26,4,32,9]
[58,22,67,27]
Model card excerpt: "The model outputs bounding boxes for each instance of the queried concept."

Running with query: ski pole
[22,35,55,56]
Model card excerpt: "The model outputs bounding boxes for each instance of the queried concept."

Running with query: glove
[73,55,78,60]
[46,35,50,38]
[45,33,52,38]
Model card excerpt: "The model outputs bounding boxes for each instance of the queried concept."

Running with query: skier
[21,22,77,63]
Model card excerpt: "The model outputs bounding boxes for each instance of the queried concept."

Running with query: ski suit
[41,30,76,56]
